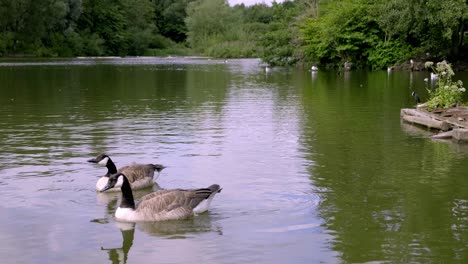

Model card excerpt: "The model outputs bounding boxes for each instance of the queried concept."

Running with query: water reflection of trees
[300,71,468,263]
[0,60,233,170]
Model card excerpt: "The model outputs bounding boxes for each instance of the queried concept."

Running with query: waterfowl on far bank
[88,153,165,192]
[101,173,222,222]
[431,72,438,82]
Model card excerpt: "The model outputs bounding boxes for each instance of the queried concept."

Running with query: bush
[367,40,412,69]
[424,60,466,110]
[0,32,14,56]
[81,33,105,56]
[144,37,192,56]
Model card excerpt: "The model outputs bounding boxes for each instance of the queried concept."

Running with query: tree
[0,0,71,55]
[375,0,468,59]
[77,0,157,56]
[153,0,193,43]
[423,0,468,58]
[301,0,381,67]
[185,0,245,56]
[78,0,126,55]
[260,1,307,66]
[121,0,156,55]
[186,0,231,49]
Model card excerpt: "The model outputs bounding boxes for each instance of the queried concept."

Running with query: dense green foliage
[300,0,468,69]
[185,0,273,58]
[0,0,467,69]
[302,1,381,68]
[154,0,194,43]
[0,0,191,57]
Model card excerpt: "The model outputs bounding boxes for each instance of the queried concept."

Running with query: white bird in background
[311,65,318,71]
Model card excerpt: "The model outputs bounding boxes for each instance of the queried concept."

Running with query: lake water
[1,57,468,263]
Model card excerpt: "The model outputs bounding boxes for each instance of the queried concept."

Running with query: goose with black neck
[101,172,222,222]
[88,153,165,192]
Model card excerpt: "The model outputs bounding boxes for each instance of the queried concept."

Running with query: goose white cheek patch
[115,175,124,188]
[98,157,109,166]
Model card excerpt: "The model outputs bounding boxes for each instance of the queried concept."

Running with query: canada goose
[88,153,165,192]
[412,91,421,104]
[101,173,222,222]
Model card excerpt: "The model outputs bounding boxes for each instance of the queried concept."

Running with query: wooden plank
[401,108,468,130]
[452,128,468,142]
[401,108,444,121]
[431,131,453,139]
[401,115,450,131]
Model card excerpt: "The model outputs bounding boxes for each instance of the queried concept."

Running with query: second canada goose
[412,91,421,104]
[88,153,165,192]
[101,173,222,222]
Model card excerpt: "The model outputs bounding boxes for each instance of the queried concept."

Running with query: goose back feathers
[102,173,222,222]
[88,153,165,192]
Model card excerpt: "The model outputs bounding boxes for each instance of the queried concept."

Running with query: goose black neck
[105,158,118,176]
[119,176,135,209]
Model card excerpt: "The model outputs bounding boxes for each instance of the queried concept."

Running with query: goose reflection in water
[100,214,223,264]
[101,222,135,264]
[137,213,223,238]
[95,182,223,264]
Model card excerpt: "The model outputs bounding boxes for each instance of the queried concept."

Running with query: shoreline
[392,57,468,72]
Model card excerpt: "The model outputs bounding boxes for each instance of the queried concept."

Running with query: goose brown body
[102,173,222,222]
[88,153,165,192]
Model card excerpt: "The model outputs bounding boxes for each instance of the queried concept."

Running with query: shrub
[367,40,412,69]
[424,60,466,110]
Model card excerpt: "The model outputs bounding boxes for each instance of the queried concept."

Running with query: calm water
[1,57,468,263]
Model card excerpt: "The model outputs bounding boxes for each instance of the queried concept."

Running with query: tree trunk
[451,17,465,57]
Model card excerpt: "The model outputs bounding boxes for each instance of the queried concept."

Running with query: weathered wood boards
[401,107,468,142]
[400,108,450,131]
[452,129,468,142]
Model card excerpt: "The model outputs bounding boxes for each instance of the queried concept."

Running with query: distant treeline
[0,0,467,69]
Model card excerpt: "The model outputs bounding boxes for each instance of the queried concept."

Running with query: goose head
[100,173,126,192]
[154,164,166,173]
[88,153,110,167]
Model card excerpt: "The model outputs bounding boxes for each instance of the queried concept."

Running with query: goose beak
[87,158,97,163]
[100,183,113,192]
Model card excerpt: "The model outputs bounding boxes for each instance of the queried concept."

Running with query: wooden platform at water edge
[401,107,468,142]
